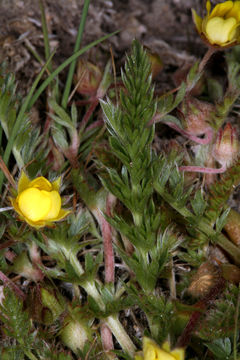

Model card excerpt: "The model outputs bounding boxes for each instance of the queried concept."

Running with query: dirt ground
[0,0,208,94]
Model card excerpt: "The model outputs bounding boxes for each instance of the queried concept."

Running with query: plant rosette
[135,337,184,360]
[10,171,70,228]
[192,1,240,48]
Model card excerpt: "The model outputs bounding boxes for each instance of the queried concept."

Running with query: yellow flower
[135,337,184,360]
[10,171,70,228]
[192,1,240,47]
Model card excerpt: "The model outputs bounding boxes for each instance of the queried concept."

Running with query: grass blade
[61,0,91,109]
[27,31,118,111]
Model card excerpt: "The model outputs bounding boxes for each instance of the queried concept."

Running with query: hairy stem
[166,122,213,145]
[198,47,216,73]
[180,165,226,174]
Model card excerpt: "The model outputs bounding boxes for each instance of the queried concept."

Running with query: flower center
[205,16,237,44]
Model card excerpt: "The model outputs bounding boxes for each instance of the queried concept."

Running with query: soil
[0,0,205,94]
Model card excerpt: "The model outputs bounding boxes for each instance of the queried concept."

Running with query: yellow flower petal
[162,341,171,352]
[192,9,203,34]
[29,176,52,191]
[226,1,240,21]
[18,171,31,193]
[155,349,175,360]
[50,208,71,222]
[205,16,237,44]
[43,190,61,220]
[10,198,24,218]
[51,176,61,192]
[23,217,46,228]
[171,348,185,360]
[209,1,233,19]
[17,188,51,222]
[206,0,211,15]
[135,355,143,360]
[143,338,175,360]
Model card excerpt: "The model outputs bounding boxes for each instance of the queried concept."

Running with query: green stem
[106,315,136,356]
[133,211,142,227]
[24,350,39,360]
[83,280,105,310]
[69,251,105,309]
[24,39,45,67]
[61,0,91,109]
[145,313,159,339]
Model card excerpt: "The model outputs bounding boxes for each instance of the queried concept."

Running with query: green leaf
[191,189,207,216]
[215,208,231,233]
[0,288,34,350]
[160,114,183,128]
[205,338,232,359]
[157,81,186,120]
[186,61,201,91]
[52,126,69,149]
[49,99,75,131]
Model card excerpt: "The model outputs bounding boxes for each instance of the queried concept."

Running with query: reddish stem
[166,122,213,145]
[71,99,93,106]
[80,98,99,132]
[0,270,25,300]
[85,119,104,133]
[0,155,16,189]
[4,250,16,262]
[180,165,226,174]
[64,131,80,168]
[100,323,115,357]
[198,47,216,73]
[28,242,44,282]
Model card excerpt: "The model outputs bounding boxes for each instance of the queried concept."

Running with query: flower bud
[188,262,220,298]
[213,123,240,167]
[60,316,90,354]
[75,59,102,96]
[180,97,214,135]
[192,1,240,48]
[224,208,240,246]
[146,50,163,79]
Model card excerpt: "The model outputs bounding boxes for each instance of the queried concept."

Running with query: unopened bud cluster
[213,123,240,167]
